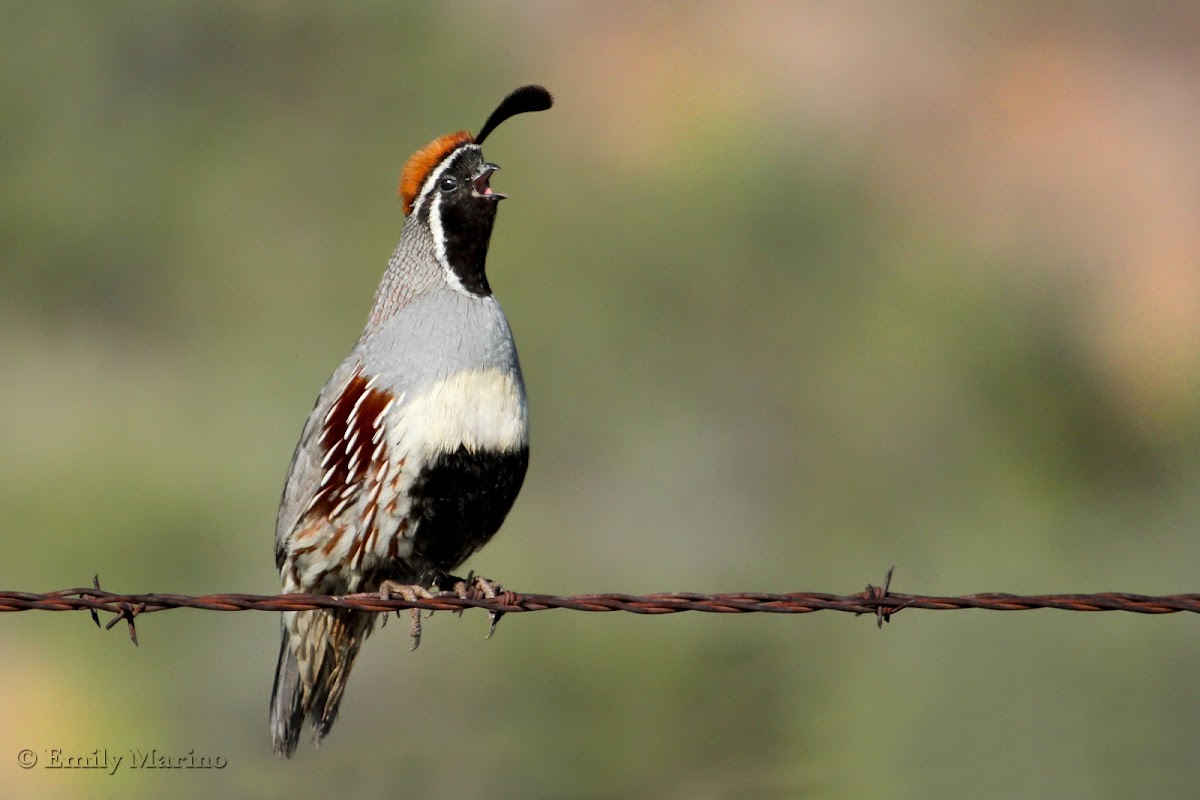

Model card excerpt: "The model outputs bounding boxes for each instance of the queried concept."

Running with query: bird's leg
[378,580,442,651]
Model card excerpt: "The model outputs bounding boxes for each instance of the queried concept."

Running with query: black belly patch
[406,444,529,575]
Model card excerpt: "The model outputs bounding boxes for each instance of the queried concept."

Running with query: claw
[408,608,422,650]
[485,610,504,639]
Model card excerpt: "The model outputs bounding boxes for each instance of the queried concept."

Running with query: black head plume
[474,85,554,146]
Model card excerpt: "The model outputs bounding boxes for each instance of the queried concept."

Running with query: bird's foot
[378,580,444,651]
[446,571,510,639]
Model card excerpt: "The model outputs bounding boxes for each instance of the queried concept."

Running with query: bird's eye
[439,176,458,192]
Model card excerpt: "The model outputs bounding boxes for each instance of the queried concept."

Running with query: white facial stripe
[386,367,529,455]
[414,145,479,296]
[428,190,469,295]
[409,144,481,218]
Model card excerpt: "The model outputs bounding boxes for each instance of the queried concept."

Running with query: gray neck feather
[361,220,443,338]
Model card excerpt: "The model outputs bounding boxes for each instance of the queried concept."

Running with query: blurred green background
[3,2,1199,798]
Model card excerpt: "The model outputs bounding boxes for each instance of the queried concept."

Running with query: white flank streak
[346,451,360,478]
[339,484,356,499]
[319,445,338,469]
[370,440,385,463]
[354,528,369,569]
[348,388,370,423]
[376,461,389,483]
[374,395,398,428]
[324,372,359,424]
[330,496,352,519]
[321,464,337,487]
[363,374,378,392]
[388,367,528,454]
[344,428,360,454]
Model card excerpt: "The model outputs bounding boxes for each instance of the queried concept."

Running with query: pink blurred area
[537,2,1200,431]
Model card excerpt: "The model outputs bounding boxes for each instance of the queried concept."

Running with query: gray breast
[360,286,522,391]
[358,286,528,456]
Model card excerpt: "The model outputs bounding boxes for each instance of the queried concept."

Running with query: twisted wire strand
[4,591,1199,615]
[3,575,1198,630]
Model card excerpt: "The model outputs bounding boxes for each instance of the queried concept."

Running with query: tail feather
[270,625,305,758]
[269,609,375,758]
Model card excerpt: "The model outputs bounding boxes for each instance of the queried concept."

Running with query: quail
[270,85,552,758]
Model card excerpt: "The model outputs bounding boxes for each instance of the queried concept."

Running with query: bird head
[394,86,553,296]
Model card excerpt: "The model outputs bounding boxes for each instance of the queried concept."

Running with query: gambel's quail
[270,85,553,758]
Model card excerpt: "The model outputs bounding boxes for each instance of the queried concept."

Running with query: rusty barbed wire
[1,570,1198,644]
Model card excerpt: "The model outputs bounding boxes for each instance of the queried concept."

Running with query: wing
[274,357,365,572]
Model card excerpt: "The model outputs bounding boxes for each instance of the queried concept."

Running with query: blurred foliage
[2,3,1199,799]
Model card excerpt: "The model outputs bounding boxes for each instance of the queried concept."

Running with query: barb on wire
[2,569,1199,647]
[84,574,142,645]
[860,565,901,628]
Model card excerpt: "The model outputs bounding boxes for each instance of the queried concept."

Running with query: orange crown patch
[398,130,473,216]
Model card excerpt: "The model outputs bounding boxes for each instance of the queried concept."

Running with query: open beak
[472,162,506,201]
